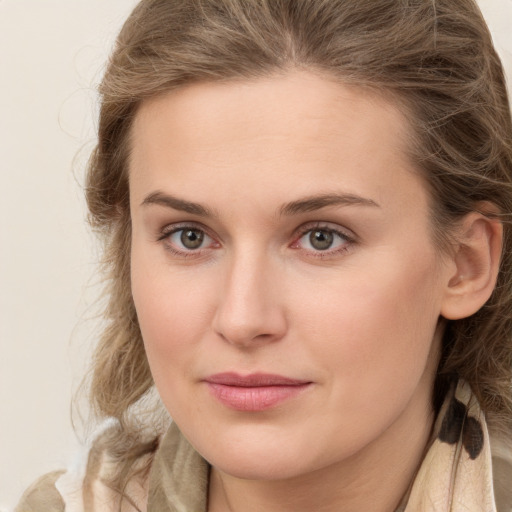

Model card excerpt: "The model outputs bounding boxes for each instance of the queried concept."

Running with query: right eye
[159,225,219,256]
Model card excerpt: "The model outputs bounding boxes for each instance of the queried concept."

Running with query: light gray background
[1,1,511,510]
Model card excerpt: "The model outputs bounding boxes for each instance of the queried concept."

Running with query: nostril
[213,308,287,347]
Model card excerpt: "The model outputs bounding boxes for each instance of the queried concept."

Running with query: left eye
[168,228,212,250]
[297,228,350,252]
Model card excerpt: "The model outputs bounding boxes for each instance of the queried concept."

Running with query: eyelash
[157,222,218,258]
[290,223,355,259]
[157,222,356,259]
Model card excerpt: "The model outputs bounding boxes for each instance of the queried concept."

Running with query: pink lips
[204,372,311,411]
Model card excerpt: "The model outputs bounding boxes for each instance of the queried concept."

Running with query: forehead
[129,71,425,214]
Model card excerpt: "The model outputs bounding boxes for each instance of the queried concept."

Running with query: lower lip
[206,382,311,411]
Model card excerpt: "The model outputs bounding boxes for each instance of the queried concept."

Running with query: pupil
[310,230,333,250]
[181,229,204,249]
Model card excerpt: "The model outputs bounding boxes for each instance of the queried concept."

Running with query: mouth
[203,372,312,411]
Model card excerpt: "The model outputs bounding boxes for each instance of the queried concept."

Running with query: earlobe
[440,209,503,320]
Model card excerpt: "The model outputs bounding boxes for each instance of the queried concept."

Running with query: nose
[212,251,288,348]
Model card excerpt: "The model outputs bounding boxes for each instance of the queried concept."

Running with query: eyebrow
[279,193,380,216]
[141,191,380,217]
[141,191,215,217]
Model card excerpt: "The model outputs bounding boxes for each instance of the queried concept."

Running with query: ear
[440,207,503,320]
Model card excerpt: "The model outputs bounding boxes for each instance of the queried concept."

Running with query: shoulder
[15,420,157,512]
[15,470,66,512]
[491,434,512,512]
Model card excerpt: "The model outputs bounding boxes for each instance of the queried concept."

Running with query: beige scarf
[397,380,501,511]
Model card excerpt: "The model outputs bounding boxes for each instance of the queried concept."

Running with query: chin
[193,425,333,482]
[211,452,310,481]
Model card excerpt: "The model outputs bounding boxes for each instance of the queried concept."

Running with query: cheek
[294,249,443,400]
[130,245,216,383]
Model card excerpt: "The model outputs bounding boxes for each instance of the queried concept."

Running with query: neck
[208,396,435,512]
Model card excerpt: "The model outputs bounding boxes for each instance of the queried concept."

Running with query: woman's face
[129,71,453,480]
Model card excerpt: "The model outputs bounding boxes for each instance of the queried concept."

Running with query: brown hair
[85,0,512,499]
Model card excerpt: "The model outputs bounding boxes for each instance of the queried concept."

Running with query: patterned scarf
[397,380,500,511]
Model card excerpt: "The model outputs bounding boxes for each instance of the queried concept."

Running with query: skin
[129,71,479,511]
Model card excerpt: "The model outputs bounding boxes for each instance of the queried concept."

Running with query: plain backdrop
[1,1,511,510]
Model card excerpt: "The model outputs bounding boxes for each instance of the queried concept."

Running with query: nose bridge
[213,243,286,346]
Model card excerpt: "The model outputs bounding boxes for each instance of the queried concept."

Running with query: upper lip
[204,372,311,387]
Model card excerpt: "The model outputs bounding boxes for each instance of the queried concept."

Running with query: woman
[17,0,512,510]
